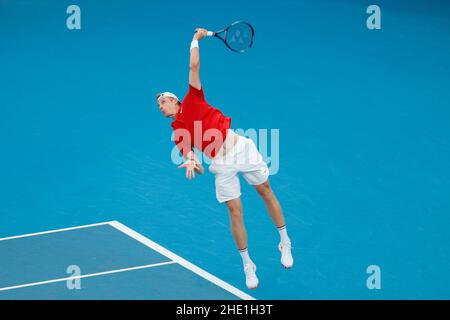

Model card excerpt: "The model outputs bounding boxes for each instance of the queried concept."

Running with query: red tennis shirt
[171,85,231,159]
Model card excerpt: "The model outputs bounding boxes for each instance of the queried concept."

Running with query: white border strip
[0,221,115,242]
[109,221,255,301]
[0,261,176,292]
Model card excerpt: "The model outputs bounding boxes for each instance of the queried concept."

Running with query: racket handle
[194,29,214,36]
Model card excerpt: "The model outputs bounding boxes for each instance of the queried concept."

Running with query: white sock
[239,248,253,265]
[278,225,290,243]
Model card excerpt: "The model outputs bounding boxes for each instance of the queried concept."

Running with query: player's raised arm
[189,28,208,90]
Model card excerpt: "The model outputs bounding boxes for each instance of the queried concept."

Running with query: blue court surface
[1,0,450,300]
[0,221,252,299]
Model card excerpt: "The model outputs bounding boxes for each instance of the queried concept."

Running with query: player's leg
[254,179,285,228]
[225,197,258,289]
[225,197,247,252]
[254,179,294,268]
[240,137,294,269]
[211,166,259,289]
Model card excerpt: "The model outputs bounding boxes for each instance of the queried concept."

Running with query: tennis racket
[200,21,255,53]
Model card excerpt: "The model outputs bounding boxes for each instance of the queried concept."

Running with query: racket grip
[194,30,214,36]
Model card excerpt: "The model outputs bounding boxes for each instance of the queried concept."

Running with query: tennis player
[156,28,293,289]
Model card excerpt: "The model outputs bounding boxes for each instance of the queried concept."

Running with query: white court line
[0,221,115,242]
[0,261,176,292]
[109,221,256,301]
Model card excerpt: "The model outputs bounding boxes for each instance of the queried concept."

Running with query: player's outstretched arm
[189,28,208,90]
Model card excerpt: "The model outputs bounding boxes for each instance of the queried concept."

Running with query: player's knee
[228,206,243,220]
[256,181,272,199]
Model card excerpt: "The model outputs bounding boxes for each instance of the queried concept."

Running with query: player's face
[157,97,178,117]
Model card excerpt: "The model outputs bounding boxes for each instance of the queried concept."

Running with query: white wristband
[190,39,199,50]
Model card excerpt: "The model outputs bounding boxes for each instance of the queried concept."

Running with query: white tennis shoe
[279,241,294,268]
[243,263,258,290]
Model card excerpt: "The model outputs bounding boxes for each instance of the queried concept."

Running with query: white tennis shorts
[209,133,269,203]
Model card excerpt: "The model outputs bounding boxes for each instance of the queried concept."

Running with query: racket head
[222,21,255,53]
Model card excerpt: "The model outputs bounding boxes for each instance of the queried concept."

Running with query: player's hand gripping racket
[198,21,255,53]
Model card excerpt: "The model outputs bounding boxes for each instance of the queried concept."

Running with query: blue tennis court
[1,0,450,300]
[0,221,252,299]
